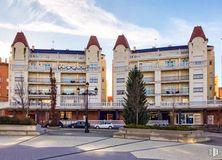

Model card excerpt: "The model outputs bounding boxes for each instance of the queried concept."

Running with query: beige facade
[9,33,107,112]
[112,26,215,105]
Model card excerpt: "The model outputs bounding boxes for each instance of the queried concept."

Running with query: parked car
[43,120,64,128]
[68,120,90,128]
[94,121,114,129]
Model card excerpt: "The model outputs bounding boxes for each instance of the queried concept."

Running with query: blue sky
[0,0,222,96]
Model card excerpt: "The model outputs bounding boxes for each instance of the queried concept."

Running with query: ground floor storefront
[0,109,123,125]
[149,108,222,126]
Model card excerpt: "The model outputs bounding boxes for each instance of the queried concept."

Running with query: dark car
[68,120,90,128]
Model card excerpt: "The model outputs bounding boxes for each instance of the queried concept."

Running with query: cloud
[0,41,11,60]
[0,0,161,48]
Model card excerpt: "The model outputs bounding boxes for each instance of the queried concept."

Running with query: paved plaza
[0,129,222,160]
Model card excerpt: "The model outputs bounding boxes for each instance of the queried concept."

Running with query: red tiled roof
[11,32,29,47]
[113,34,130,49]
[189,26,208,42]
[86,36,101,49]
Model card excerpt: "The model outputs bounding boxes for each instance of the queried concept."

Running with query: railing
[61,79,86,84]
[59,102,123,110]
[29,54,85,62]
[11,64,28,70]
[161,75,189,82]
[2,100,222,110]
[130,52,189,61]
[29,78,50,83]
[29,90,50,96]
[161,88,189,95]
[143,77,154,83]
[145,89,155,95]
[189,60,207,67]
[160,62,189,70]
[28,65,101,73]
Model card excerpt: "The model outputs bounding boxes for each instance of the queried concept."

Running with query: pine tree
[123,65,148,125]
[49,68,59,126]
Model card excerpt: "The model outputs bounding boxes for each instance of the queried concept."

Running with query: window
[145,88,154,95]
[165,60,175,67]
[193,74,203,79]
[89,64,98,68]
[193,87,203,93]
[15,72,24,81]
[90,76,98,83]
[117,90,125,95]
[209,60,212,65]
[44,64,52,70]
[116,78,125,83]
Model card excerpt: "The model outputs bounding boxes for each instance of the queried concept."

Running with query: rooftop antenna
[52,40,55,49]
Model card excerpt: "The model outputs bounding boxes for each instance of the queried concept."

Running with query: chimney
[133,46,136,51]
[32,45,35,50]
[5,58,7,63]
[0,57,1,62]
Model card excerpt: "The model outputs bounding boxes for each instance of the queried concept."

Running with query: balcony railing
[61,79,86,84]
[29,90,50,96]
[145,89,155,95]
[161,75,189,82]
[29,54,85,62]
[29,78,50,83]
[3,100,222,110]
[143,77,154,83]
[160,62,189,70]
[161,88,189,95]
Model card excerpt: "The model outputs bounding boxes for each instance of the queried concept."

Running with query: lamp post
[77,82,98,133]
[85,82,89,133]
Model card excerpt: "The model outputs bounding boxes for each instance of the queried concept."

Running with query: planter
[114,128,210,143]
[0,124,46,136]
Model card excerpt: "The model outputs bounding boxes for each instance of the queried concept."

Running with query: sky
[0,0,222,96]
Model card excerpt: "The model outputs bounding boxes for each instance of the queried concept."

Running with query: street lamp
[84,82,98,133]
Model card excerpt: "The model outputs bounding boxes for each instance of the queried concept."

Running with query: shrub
[0,116,36,125]
[124,124,196,131]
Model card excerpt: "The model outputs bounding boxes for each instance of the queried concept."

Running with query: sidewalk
[0,135,221,160]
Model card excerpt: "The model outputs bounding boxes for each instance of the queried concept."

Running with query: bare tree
[13,77,29,118]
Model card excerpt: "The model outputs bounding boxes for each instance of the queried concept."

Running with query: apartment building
[0,58,8,103]
[112,26,222,125]
[7,32,116,121]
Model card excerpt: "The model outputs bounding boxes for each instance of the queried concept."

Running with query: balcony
[29,90,50,97]
[29,54,85,62]
[113,66,129,72]
[59,102,123,110]
[145,89,155,96]
[28,78,50,84]
[11,64,28,70]
[143,77,154,83]
[28,65,52,72]
[160,62,189,70]
[161,75,189,83]
[161,88,189,96]
[61,79,86,85]
[130,52,189,61]
[58,65,86,73]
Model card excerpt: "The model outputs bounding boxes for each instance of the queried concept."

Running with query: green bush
[0,116,36,125]
[125,124,196,131]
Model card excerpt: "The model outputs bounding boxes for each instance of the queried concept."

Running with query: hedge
[0,116,36,125]
[124,124,196,131]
